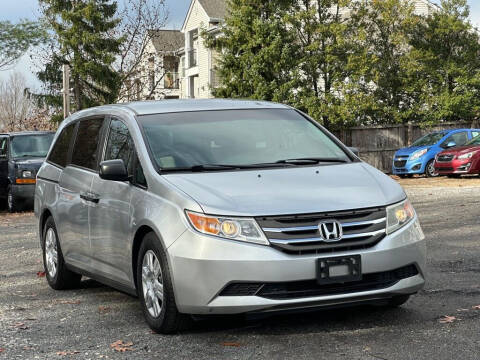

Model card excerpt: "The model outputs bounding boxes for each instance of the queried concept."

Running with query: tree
[410,0,480,124]
[113,0,169,101]
[203,0,298,102]
[0,73,55,132]
[37,0,123,119]
[0,20,46,70]
[345,0,420,125]
[284,0,358,129]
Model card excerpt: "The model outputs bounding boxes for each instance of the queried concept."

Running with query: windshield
[411,132,446,147]
[11,134,54,158]
[139,109,350,171]
[465,134,480,146]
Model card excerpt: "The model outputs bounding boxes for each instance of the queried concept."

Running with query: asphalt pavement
[0,183,479,360]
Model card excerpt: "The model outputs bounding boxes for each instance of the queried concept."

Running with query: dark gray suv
[0,131,54,211]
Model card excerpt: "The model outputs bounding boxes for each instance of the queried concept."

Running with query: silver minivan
[35,100,426,333]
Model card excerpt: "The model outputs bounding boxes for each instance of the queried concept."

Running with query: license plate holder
[316,255,362,285]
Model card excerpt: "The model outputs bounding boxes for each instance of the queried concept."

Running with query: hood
[163,162,406,216]
[13,157,46,170]
[438,144,480,156]
[395,145,429,156]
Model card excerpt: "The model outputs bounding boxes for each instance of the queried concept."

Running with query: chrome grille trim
[256,206,387,254]
[262,217,386,233]
[269,229,386,245]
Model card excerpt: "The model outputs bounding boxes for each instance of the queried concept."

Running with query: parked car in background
[35,100,425,334]
[0,131,55,212]
[392,129,480,177]
[434,134,480,177]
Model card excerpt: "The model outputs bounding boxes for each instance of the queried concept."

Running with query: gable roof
[198,0,227,20]
[147,30,184,53]
[182,0,227,32]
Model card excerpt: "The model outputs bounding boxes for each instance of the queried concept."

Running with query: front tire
[7,185,21,212]
[136,232,191,334]
[425,160,439,177]
[42,216,82,290]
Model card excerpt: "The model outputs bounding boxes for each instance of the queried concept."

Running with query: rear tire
[136,232,191,334]
[42,216,82,290]
[386,294,411,308]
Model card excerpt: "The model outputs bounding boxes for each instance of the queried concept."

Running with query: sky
[1,0,480,86]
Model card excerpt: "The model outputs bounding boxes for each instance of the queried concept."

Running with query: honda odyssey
[35,100,426,333]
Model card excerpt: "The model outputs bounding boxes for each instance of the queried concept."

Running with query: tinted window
[466,134,480,146]
[442,131,468,148]
[11,134,54,158]
[104,119,134,174]
[71,118,104,170]
[49,124,76,167]
[134,158,147,187]
[411,132,446,147]
[0,137,7,158]
[139,109,349,170]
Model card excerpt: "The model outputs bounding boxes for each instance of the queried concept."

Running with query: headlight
[458,151,475,160]
[185,210,269,245]
[386,199,415,234]
[22,170,33,178]
[410,148,428,160]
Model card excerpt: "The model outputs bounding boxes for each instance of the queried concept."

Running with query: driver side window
[104,119,134,175]
[441,132,468,148]
[0,137,7,158]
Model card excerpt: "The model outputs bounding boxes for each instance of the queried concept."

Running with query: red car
[434,135,480,176]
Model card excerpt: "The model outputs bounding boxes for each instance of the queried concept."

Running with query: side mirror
[349,147,360,157]
[446,141,456,148]
[99,159,129,181]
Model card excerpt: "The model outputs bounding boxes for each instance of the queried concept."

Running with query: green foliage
[208,0,480,128]
[203,0,298,103]
[38,0,123,114]
[409,0,480,125]
[0,20,46,69]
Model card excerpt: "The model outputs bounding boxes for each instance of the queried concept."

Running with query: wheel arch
[39,208,53,247]
[131,224,165,291]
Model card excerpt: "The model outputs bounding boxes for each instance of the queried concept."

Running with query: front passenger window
[441,132,468,148]
[104,119,134,175]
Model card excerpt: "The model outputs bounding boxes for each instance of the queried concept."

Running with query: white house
[137,0,438,100]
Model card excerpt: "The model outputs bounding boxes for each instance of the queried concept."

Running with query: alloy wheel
[45,228,58,278]
[426,161,438,177]
[141,250,164,318]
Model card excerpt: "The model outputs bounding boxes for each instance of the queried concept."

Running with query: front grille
[437,154,454,162]
[394,160,407,168]
[256,207,386,255]
[219,265,419,300]
[436,167,454,172]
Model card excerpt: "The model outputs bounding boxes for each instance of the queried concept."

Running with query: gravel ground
[0,182,479,360]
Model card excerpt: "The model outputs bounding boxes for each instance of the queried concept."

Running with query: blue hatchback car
[392,128,480,177]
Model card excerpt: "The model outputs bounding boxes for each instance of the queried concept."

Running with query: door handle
[80,192,100,204]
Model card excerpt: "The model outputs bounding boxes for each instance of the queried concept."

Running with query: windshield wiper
[275,157,348,165]
[161,163,296,173]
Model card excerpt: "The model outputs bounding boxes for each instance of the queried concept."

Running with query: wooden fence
[333,121,480,173]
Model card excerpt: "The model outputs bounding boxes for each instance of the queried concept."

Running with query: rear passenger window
[48,123,76,167]
[71,118,104,170]
[104,119,134,174]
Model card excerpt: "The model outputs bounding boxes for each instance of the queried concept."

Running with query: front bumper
[435,158,477,174]
[11,184,36,200]
[167,218,426,315]
[392,158,425,175]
